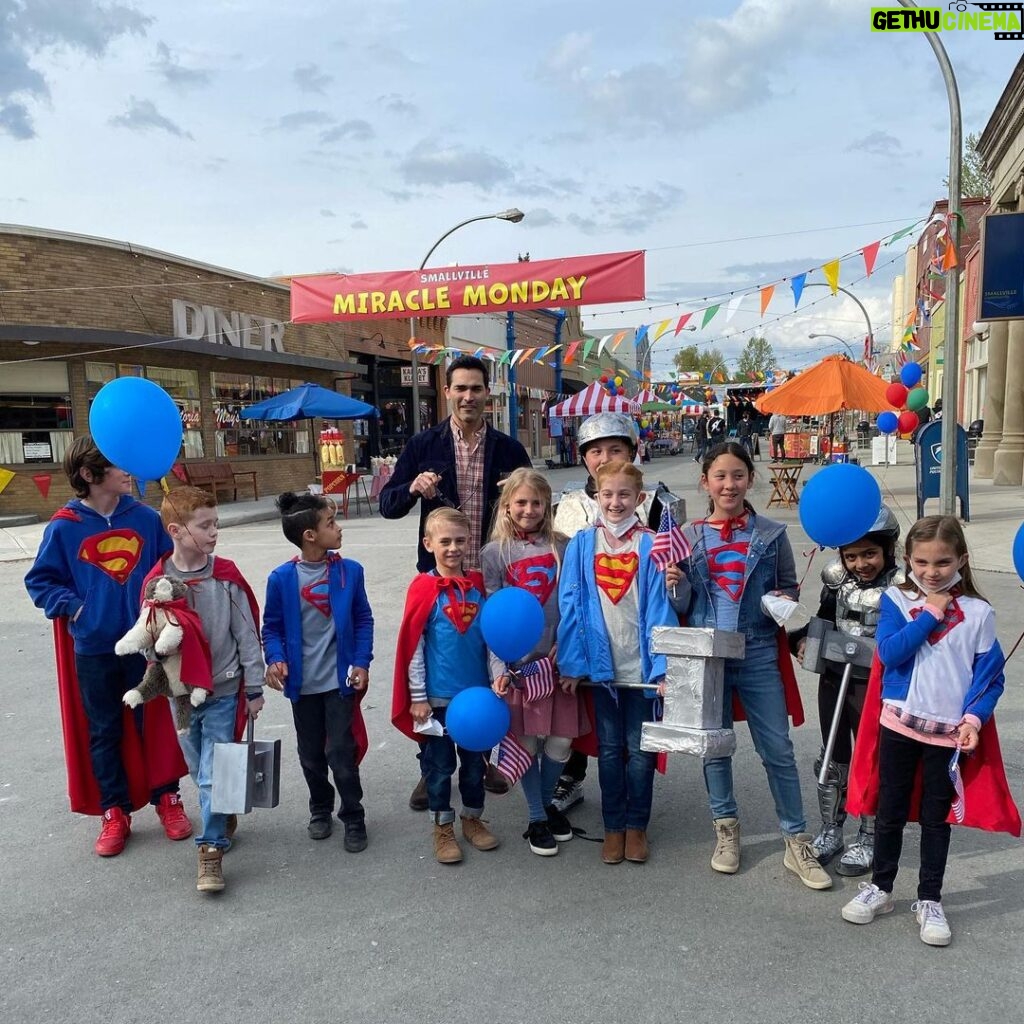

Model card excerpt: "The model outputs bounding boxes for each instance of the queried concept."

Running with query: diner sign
[290,250,645,323]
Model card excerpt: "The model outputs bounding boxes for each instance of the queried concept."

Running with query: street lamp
[410,208,525,433]
[896,0,962,515]
[801,283,874,365]
[643,323,696,382]
[808,332,857,360]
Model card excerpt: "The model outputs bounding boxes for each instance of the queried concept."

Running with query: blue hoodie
[24,496,172,656]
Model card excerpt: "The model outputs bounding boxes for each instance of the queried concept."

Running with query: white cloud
[108,97,192,138]
[398,139,513,190]
[152,41,212,89]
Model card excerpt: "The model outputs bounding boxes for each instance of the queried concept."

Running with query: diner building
[0,225,445,518]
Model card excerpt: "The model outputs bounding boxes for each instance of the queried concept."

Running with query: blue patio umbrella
[241,382,379,477]
[240,382,378,422]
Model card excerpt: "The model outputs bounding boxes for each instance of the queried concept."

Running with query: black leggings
[817,672,867,764]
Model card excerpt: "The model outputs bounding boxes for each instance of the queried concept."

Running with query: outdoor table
[767,461,802,509]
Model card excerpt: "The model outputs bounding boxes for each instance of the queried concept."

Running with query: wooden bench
[181,461,259,502]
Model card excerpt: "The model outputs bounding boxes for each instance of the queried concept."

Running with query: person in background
[769,412,788,460]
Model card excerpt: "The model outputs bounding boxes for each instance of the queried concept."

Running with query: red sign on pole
[290,250,645,323]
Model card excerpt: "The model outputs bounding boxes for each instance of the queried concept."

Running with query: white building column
[992,320,1024,486]
[974,320,1008,479]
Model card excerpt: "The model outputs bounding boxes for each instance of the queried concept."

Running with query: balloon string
[798,546,818,594]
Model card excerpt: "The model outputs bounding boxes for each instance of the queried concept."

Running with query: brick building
[0,225,444,518]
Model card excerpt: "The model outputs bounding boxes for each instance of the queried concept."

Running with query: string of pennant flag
[410,218,932,375]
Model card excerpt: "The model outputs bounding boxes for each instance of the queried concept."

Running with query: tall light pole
[409,208,525,434]
[896,0,961,515]
[808,332,857,360]
[643,323,696,383]
[802,283,875,365]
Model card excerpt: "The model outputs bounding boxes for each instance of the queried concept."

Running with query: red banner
[290,250,645,323]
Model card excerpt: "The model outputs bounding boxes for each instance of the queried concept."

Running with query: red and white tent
[547,381,639,418]
[634,388,661,405]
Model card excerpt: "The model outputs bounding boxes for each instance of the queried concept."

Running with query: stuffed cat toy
[115,575,214,731]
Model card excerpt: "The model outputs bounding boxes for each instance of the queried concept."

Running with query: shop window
[0,394,74,464]
[211,372,308,458]
[85,362,203,459]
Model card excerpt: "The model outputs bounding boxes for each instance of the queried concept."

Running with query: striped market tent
[547,381,639,418]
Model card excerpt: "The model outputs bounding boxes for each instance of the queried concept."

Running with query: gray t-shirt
[295,559,338,695]
[163,557,265,699]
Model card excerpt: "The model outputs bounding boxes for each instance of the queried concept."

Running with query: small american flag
[650,507,690,570]
[495,731,534,786]
[518,656,556,703]
[948,744,966,824]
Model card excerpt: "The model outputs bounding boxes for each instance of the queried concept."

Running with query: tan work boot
[711,817,740,874]
[783,832,833,890]
[196,845,225,893]
[460,814,500,851]
[602,831,625,864]
[624,828,649,863]
[433,822,463,864]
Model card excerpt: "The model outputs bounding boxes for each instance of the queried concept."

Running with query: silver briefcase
[211,717,281,815]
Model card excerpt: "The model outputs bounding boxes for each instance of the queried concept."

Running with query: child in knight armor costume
[794,505,902,875]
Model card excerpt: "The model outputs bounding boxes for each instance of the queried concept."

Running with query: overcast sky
[1,0,1019,376]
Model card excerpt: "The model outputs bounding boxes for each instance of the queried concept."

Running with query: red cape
[53,618,188,816]
[144,556,261,743]
[848,656,1021,836]
[391,571,485,742]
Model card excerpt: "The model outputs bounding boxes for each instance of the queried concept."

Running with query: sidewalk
[1,451,1019,572]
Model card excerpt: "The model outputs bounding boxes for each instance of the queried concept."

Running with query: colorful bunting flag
[611,330,628,352]
[862,241,880,277]
[582,337,596,362]
[759,285,775,316]
[791,273,806,308]
[701,305,720,329]
[653,319,672,341]
[725,294,744,324]
[633,325,649,347]
[822,259,841,295]
[674,313,693,335]
[0,467,15,495]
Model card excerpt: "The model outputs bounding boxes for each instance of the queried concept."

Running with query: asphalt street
[2,451,1022,1024]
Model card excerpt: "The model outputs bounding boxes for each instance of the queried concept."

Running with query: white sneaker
[841,882,894,924]
[550,778,584,814]
[912,900,952,946]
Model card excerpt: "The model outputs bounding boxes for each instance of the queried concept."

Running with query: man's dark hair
[63,435,113,498]
[276,490,331,548]
[445,354,489,390]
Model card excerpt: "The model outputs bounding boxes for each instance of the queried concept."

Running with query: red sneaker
[95,807,131,857]
[156,792,193,841]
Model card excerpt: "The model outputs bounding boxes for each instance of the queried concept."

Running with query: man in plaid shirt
[380,354,531,804]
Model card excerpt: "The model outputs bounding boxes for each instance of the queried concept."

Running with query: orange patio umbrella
[754,354,891,415]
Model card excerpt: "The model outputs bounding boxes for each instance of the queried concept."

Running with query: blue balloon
[799,463,882,548]
[480,586,545,663]
[89,378,183,481]
[445,687,512,752]
[877,411,899,435]
[899,362,923,388]
[1013,522,1024,583]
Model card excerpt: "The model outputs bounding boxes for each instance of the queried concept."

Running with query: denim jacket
[670,512,797,646]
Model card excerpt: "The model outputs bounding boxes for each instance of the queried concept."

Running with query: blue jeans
[592,686,657,832]
[703,642,806,835]
[75,651,177,811]
[178,693,239,849]
[420,705,486,824]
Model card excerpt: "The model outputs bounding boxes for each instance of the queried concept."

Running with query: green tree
[944,132,992,198]
[673,344,726,380]
[737,335,776,380]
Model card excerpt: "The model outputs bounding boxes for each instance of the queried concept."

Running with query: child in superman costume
[392,507,500,864]
[24,436,191,857]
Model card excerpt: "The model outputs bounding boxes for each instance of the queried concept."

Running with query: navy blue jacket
[379,418,531,571]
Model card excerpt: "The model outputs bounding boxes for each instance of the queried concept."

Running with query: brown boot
[625,828,649,863]
[409,776,428,811]
[433,821,463,864]
[460,814,500,851]
[197,845,225,893]
[226,815,238,840]
[602,831,625,864]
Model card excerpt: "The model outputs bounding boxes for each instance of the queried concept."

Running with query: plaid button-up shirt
[453,419,487,570]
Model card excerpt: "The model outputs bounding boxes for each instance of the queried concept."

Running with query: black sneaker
[343,820,368,853]
[545,804,574,842]
[523,820,558,857]
[308,816,333,840]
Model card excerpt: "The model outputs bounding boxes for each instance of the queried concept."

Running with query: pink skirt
[508,684,590,740]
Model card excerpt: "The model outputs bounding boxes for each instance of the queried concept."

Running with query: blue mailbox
[915,420,970,521]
